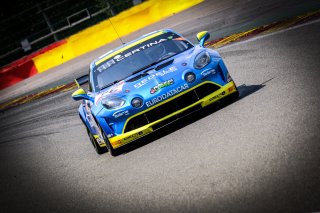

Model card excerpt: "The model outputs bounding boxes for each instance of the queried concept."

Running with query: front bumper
[109,81,237,149]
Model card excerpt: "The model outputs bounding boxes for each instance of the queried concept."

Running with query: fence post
[37,3,58,41]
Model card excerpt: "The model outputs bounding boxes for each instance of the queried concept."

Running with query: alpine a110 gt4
[72,29,239,156]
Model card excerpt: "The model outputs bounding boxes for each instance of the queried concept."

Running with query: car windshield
[91,32,193,92]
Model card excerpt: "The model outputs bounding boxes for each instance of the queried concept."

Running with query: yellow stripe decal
[109,127,153,149]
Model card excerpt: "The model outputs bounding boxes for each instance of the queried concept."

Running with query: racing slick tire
[80,114,108,155]
[91,115,120,156]
[102,132,119,157]
[86,127,108,155]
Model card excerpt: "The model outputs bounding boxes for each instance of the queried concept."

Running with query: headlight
[131,97,143,108]
[102,97,125,109]
[194,51,210,69]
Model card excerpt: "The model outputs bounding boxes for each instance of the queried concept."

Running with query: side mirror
[196,31,210,47]
[72,88,92,101]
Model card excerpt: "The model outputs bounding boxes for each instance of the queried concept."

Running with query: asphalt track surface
[1,2,320,213]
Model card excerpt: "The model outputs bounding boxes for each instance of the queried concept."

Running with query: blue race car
[72,29,239,156]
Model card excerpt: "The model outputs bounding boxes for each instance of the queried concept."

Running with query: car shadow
[117,78,273,156]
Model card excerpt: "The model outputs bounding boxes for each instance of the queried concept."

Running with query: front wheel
[102,132,119,157]
[80,114,107,154]
[86,127,108,155]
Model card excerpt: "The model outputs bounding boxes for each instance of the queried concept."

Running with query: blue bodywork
[73,29,238,153]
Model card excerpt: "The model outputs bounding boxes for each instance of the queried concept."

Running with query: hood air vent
[126,73,148,82]
[126,59,175,83]
[155,59,174,71]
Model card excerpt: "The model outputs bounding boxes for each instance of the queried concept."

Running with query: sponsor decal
[209,91,225,102]
[110,128,153,146]
[107,133,114,138]
[150,78,174,94]
[201,69,216,78]
[146,84,189,107]
[123,131,145,142]
[97,38,168,72]
[84,103,96,128]
[113,140,122,146]
[87,115,95,128]
[96,137,104,145]
[113,110,129,118]
[228,85,235,92]
[134,66,178,89]
[93,135,104,145]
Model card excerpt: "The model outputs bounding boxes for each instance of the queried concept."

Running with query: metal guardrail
[0,0,141,67]
[0,7,111,61]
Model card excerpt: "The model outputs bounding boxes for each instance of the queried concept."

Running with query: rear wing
[74,74,89,88]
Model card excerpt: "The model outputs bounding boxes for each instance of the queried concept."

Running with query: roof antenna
[108,18,125,45]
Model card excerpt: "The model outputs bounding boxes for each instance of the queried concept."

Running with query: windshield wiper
[100,80,120,90]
